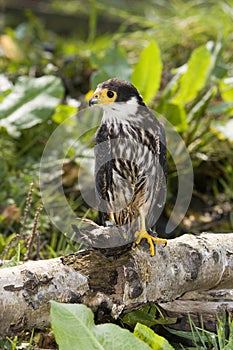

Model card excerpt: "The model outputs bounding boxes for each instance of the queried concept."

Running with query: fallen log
[159,298,233,333]
[0,231,233,337]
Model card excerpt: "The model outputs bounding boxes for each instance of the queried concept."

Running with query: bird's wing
[94,123,112,224]
[143,110,167,232]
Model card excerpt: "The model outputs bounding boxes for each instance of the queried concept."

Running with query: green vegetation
[165,312,233,349]
[0,0,233,348]
[50,301,175,350]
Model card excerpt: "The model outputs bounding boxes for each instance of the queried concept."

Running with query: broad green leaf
[122,305,176,328]
[0,74,13,102]
[51,301,151,350]
[52,104,77,124]
[90,46,132,89]
[0,76,64,136]
[102,46,132,79]
[131,41,162,103]
[219,77,233,102]
[172,45,211,104]
[51,302,104,350]
[134,323,174,350]
[94,323,150,350]
[163,102,187,132]
[91,70,109,89]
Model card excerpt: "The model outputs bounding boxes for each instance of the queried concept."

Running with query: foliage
[50,301,174,350]
[0,75,83,260]
[165,312,233,349]
[134,323,174,350]
[0,0,233,348]
[0,75,64,136]
[90,46,132,89]
[131,41,162,103]
[121,304,176,328]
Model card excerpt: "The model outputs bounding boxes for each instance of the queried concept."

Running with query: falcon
[89,78,167,256]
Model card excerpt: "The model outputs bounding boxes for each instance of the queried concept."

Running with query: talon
[134,214,167,256]
[152,237,167,247]
[135,230,167,257]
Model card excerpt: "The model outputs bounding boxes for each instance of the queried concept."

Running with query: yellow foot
[109,212,115,223]
[135,230,167,257]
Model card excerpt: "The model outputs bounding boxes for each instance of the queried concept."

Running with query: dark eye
[107,90,114,98]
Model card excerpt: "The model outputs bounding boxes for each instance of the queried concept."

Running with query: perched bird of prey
[89,78,167,256]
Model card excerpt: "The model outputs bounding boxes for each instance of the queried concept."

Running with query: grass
[164,311,233,349]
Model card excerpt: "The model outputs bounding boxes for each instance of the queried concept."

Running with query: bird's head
[89,78,146,107]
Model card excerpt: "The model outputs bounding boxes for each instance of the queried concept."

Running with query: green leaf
[91,70,109,89]
[103,46,132,79]
[90,46,132,89]
[219,77,233,102]
[134,323,174,350]
[163,102,188,132]
[51,301,151,350]
[122,305,176,328]
[52,104,78,124]
[131,41,162,103]
[0,76,64,136]
[172,45,211,104]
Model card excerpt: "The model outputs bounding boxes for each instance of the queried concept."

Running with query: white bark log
[0,232,233,337]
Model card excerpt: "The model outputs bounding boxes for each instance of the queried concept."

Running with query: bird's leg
[109,212,115,223]
[105,212,116,227]
[135,214,167,257]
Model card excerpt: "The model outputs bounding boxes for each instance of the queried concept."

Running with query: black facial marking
[98,78,146,106]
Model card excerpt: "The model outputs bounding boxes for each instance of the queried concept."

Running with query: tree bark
[0,231,233,337]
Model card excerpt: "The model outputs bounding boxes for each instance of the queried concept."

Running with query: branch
[0,230,233,337]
